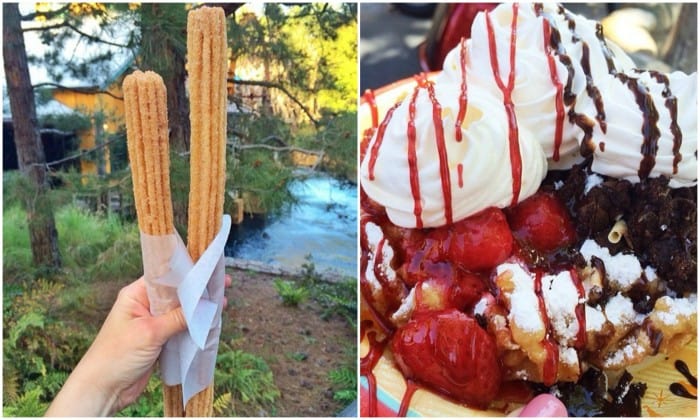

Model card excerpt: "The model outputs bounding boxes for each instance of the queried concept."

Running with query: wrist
[45,351,120,417]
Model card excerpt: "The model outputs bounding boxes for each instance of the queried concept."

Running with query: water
[226,175,357,277]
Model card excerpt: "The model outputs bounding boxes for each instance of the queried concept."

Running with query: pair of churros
[163,5,229,417]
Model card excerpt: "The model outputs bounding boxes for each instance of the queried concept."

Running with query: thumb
[150,306,187,345]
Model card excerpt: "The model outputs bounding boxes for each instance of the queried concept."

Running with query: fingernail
[519,394,568,417]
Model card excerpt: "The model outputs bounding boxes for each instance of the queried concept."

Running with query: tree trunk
[3,3,61,270]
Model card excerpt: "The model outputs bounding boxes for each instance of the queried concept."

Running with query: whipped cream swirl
[361,2,697,229]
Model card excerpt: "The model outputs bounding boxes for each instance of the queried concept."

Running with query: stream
[225,175,357,278]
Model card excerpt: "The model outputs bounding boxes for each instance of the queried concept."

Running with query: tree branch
[230,78,319,127]
[32,82,123,101]
[31,136,122,168]
[23,21,130,49]
[233,142,324,156]
[21,4,70,21]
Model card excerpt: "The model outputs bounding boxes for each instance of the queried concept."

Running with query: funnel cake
[360,2,696,416]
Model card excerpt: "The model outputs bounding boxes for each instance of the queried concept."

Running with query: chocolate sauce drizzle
[615,73,661,180]
[670,360,697,399]
[637,69,683,175]
[535,3,684,180]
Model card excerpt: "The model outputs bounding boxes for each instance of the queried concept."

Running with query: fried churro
[123,70,174,237]
[124,71,183,416]
[182,5,228,417]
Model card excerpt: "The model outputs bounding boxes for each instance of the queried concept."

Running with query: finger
[225,274,232,288]
[518,394,568,417]
[118,276,150,308]
[149,306,187,345]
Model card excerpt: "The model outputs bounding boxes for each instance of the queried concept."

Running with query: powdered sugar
[604,293,638,327]
[580,239,642,290]
[363,221,396,292]
[497,263,544,333]
[603,339,645,368]
[542,271,580,344]
[585,304,606,332]
[653,295,697,325]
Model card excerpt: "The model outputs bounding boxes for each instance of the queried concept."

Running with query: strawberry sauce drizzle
[364,89,379,128]
[457,163,464,188]
[569,268,587,349]
[398,380,419,416]
[485,4,523,206]
[542,19,565,162]
[367,102,401,181]
[360,323,389,418]
[407,84,424,228]
[423,78,454,225]
[534,271,558,386]
[455,37,469,142]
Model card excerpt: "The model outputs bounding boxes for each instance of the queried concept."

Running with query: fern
[7,312,45,349]
[273,278,309,306]
[116,376,163,417]
[3,366,20,403]
[215,342,280,415]
[328,366,357,405]
[213,392,232,415]
[3,388,48,417]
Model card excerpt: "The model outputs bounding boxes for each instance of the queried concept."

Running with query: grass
[3,204,142,286]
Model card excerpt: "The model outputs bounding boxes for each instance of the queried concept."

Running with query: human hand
[46,274,232,417]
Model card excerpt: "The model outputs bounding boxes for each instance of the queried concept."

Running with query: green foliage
[300,255,357,328]
[89,226,142,282]
[2,206,34,283]
[4,201,142,285]
[3,387,48,417]
[116,376,163,417]
[233,4,357,115]
[215,341,280,416]
[287,351,308,362]
[169,153,191,235]
[292,111,357,181]
[213,392,233,416]
[273,278,309,307]
[3,279,94,414]
[37,106,92,133]
[56,205,124,267]
[230,148,297,217]
[329,366,357,405]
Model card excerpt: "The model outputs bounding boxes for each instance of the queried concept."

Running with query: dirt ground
[222,268,356,417]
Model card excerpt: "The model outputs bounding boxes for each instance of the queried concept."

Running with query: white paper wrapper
[139,214,232,406]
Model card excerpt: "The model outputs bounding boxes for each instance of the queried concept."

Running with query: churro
[183,5,228,417]
[124,70,183,416]
[123,70,174,236]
